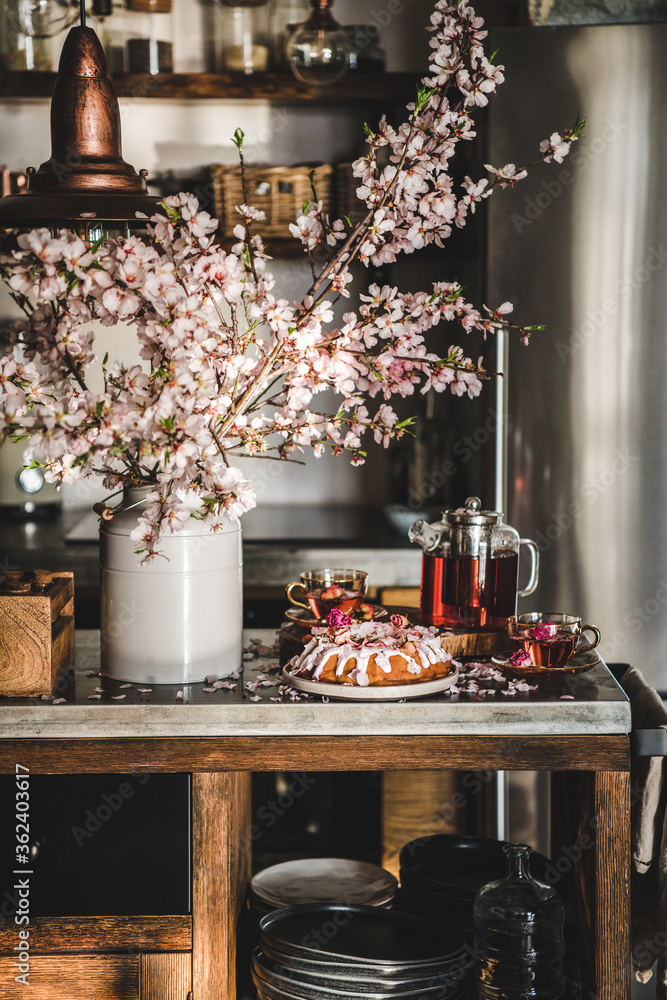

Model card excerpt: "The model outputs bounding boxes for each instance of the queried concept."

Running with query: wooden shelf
[0,70,418,102]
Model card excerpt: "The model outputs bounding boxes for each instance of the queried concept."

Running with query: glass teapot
[409,497,539,630]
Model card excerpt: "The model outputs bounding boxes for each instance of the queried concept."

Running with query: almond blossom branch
[0,0,579,559]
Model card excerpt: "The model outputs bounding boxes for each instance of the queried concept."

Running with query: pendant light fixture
[286,0,348,88]
[0,0,160,236]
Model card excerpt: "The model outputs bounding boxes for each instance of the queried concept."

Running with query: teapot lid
[443,496,502,526]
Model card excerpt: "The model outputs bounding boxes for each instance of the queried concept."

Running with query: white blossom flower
[540,131,571,164]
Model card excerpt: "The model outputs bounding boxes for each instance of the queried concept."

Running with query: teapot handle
[517,538,540,597]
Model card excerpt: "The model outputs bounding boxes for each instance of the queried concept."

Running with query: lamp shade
[0,25,160,228]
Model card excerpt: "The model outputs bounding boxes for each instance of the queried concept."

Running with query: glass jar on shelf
[343,24,386,73]
[0,0,69,71]
[217,0,270,74]
[88,0,119,74]
[124,0,173,75]
[269,0,308,70]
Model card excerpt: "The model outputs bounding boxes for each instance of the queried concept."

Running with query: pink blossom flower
[328,609,353,628]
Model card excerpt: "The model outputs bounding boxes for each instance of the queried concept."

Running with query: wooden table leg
[192,772,251,1000]
[594,770,630,1000]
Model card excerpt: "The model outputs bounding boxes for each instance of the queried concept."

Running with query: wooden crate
[0,571,74,697]
[211,163,334,238]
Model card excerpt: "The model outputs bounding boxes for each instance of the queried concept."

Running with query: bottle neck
[504,843,532,880]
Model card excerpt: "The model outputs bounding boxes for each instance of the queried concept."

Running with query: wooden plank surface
[0,954,139,998]
[192,773,234,1000]
[140,953,191,1000]
[0,916,191,955]
[594,769,631,999]
[191,772,251,1000]
[231,772,252,922]
[0,735,630,774]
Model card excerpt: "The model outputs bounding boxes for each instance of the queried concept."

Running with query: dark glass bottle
[473,843,565,1000]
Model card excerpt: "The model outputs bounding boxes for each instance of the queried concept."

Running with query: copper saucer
[491,649,601,677]
[284,605,388,627]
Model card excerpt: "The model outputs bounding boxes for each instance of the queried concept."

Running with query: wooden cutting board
[438,629,508,658]
[278,607,508,666]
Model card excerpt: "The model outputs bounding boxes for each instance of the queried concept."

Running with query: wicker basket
[336,163,371,228]
[211,163,334,238]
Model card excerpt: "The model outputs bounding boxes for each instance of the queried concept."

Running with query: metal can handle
[286,581,310,611]
[578,624,601,655]
[517,538,540,597]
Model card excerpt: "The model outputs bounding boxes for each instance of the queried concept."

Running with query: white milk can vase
[99,486,243,684]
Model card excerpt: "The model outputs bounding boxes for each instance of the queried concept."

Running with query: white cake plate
[281,664,459,702]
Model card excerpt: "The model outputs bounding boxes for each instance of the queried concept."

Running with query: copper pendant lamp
[0,0,159,233]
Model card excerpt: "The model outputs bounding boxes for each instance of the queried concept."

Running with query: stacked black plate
[253,903,472,1000]
[398,835,551,941]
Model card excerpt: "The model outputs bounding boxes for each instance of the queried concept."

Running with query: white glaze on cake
[291,620,455,687]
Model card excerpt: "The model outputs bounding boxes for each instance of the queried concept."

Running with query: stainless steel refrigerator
[487,23,667,688]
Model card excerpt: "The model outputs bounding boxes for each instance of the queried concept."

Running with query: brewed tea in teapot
[409,497,539,630]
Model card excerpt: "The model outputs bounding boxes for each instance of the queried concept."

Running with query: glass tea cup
[286,568,368,620]
[507,613,601,668]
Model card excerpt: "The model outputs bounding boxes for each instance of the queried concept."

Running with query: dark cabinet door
[0,773,190,918]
